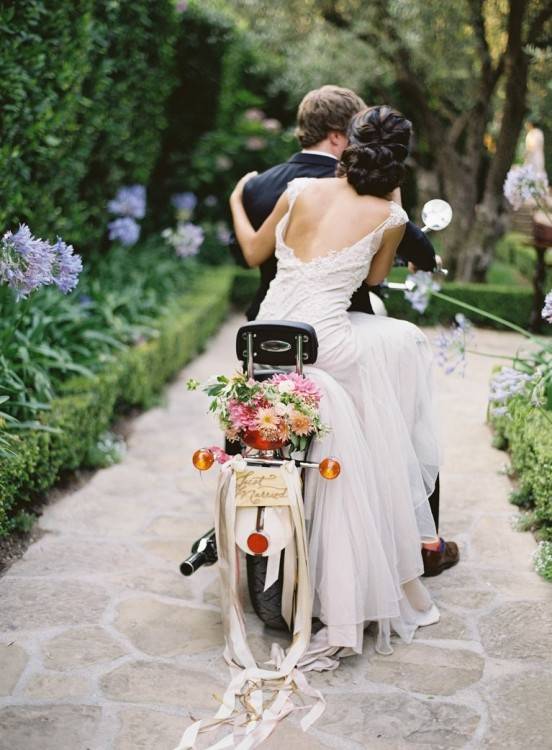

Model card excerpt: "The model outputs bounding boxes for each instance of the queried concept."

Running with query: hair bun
[337,106,412,197]
[340,143,405,197]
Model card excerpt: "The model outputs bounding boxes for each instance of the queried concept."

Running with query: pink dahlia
[228,400,257,431]
[269,372,322,404]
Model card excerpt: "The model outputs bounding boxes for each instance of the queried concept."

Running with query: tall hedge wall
[0,0,178,250]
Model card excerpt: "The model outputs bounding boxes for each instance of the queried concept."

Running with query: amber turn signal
[192,448,215,471]
[319,457,341,480]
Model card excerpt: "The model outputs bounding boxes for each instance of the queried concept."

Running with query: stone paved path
[1,316,551,750]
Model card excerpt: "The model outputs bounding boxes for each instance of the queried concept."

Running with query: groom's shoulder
[245,152,336,194]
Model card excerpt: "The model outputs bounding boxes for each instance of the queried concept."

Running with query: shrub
[0,237,203,425]
[491,398,552,538]
[495,232,552,285]
[0,266,235,537]
[0,0,178,251]
[147,3,294,231]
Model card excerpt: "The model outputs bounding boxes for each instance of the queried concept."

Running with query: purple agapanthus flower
[0,224,54,299]
[108,217,141,247]
[434,314,473,376]
[51,238,83,293]
[503,165,549,211]
[489,366,534,414]
[171,192,197,214]
[162,222,204,258]
[107,185,146,219]
[542,291,552,324]
[0,224,82,299]
[404,271,441,314]
[216,222,232,246]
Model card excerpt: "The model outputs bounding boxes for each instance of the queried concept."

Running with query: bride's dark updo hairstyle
[337,105,412,197]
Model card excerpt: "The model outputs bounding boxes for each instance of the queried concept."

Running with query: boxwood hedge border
[0,266,235,537]
[491,400,552,537]
[232,268,535,329]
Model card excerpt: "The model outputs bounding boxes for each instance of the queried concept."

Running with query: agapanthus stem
[464,349,521,360]
[432,290,539,342]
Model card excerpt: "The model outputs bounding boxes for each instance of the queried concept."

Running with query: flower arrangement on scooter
[187,371,329,452]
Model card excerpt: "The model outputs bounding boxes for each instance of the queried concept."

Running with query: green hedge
[0,267,234,537]
[232,268,534,329]
[496,232,552,286]
[148,3,292,230]
[491,399,552,538]
[0,0,178,250]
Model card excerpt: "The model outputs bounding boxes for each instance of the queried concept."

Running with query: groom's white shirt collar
[301,148,338,160]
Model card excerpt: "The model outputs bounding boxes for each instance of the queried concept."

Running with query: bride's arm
[365,223,406,285]
[229,173,290,268]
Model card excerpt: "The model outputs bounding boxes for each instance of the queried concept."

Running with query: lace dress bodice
[257,177,408,332]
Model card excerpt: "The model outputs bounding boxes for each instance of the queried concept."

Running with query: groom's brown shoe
[422,538,460,577]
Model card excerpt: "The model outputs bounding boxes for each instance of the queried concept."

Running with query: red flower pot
[242,429,286,451]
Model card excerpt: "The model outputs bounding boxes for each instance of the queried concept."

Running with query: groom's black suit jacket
[230,151,437,321]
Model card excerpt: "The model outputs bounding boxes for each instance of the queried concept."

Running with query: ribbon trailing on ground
[174,458,325,750]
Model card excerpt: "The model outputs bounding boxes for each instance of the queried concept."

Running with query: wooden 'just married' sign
[235,468,289,507]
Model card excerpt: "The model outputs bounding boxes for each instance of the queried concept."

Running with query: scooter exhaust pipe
[180,528,218,576]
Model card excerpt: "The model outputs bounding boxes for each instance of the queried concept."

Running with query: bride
[229,105,441,658]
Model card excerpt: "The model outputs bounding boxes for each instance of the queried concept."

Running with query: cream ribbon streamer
[174,459,325,750]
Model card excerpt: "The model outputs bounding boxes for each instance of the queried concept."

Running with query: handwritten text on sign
[235,468,289,507]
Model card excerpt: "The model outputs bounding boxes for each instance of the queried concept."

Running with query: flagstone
[0,705,102,750]
[101,661,223,709]
[483,670,552,747]
[479,601,552,660]
[42,626,127,670]
[0,578,109,631]
[319,691,480,747]
[114,708,190,750]
[364,643,485,695]
[114,597,222,657]
[0,643,28,696]
[23,672,91,700]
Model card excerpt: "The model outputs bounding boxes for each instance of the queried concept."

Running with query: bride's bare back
[230,173,406,285]
[283,177,395,263]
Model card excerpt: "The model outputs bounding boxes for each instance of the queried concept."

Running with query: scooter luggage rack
[241,454,322,471]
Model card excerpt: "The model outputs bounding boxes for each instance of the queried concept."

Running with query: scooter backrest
[236,320,318,368]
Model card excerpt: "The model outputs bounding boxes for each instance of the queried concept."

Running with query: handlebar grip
[180,551,207,577]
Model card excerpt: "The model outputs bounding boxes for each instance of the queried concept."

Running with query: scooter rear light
[319,457,341,480]
[247,532,270,555]
[192,448,215,471]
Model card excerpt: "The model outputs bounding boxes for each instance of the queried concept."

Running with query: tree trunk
[455,0,530,281]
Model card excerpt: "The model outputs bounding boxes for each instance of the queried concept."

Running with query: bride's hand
[230,171,258,203]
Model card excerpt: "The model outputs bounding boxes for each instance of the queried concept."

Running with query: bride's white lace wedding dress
[257,177,441,657]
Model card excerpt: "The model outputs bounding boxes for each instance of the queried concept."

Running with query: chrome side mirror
[421,199,453,232]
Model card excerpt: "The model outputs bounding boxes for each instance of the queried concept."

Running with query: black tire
[246,552,289,631]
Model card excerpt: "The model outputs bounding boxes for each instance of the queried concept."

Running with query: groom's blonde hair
[296,85,366,148]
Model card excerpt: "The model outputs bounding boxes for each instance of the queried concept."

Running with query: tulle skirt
[301,313,440,656]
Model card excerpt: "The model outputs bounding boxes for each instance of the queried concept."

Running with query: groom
[230,85,459,577]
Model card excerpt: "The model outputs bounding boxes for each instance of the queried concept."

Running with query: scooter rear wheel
[246,553,288,631]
